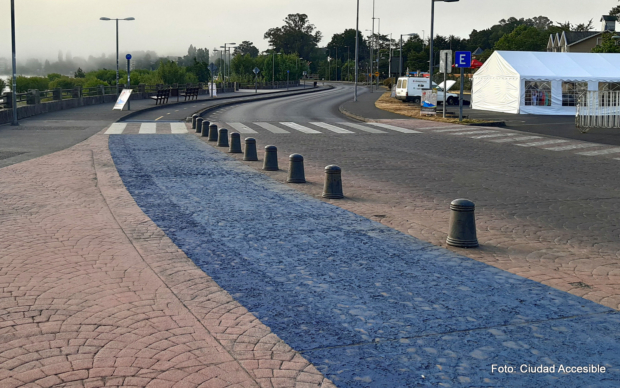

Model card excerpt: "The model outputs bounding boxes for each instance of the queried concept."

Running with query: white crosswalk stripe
[338,122,387,133]
[545,143,600,151]
[227,122,258,134]
[452,130,497,136]
[516,139,569,147]
[170,123,188,134]
[279,122,322,134]
[254,122,290,133]
[104,123,126,134]
[366,123,421,133]
[470,133,515,139]
[491,136,541,143]
[434,128,476,133]
[310,122,354,133]
[139,123,156,134]
[577,147,620,156]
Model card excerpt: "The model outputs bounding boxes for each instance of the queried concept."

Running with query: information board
[112,89,133,111]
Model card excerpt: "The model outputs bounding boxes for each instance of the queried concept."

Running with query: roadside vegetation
[1,1,618,93]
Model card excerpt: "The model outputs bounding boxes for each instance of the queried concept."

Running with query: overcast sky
[0,0,615,62]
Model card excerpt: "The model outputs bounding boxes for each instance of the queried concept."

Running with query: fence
[576,91,620,133]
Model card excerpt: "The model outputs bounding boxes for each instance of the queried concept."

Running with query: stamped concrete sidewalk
[0,130,335,387]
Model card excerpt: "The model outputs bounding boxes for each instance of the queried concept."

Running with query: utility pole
[354,0,359,101]
[370,0,375,92]
[10,0,18,126]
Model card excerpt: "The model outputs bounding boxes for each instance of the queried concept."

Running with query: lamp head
[124,17,135,21]
[100,17,111,20]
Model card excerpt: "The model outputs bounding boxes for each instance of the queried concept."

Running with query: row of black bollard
[196,123,478,248]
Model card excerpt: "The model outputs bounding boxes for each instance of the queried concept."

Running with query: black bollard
[229,133,242,153]
[244,138,258,161]
[195,117,203,133]
[287,154,306,183]
[201,121,210,137]
[208,124,218,142]
[217,128,229,147]
[322,165,343,199]
[263,145,278,171]
[446,199,479,248]
[191,114,198,129]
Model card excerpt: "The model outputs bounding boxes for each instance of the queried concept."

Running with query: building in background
[547,15,617,53]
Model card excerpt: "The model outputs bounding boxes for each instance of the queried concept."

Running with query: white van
[395,77,459,105]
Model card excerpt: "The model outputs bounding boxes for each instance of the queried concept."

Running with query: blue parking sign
[455,51,471,68]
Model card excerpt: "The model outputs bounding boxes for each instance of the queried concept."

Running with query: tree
[611,1,620,18]
[556,19,594,32]
[233,41,259,58]
[74,67,86,78]
[592,32,620,53]
[264,13,322,59]
[494,25,549,51]
[326,29,369,62]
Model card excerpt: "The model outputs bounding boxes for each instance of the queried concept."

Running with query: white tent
[472,51,620,115]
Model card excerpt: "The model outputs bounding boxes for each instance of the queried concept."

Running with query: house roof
[601,15,618,21]
[474,51,620,82]
[563,31,601,45]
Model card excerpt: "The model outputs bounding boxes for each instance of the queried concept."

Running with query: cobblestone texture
[208,121,620,311]
[0,128,335,387]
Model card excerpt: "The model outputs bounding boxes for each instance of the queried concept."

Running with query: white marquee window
[599,82,620,106]
[524,81,552,106]
[562,82,588,106]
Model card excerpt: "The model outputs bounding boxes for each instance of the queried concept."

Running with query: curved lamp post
[428,0,458,86]
[100,17,135,96]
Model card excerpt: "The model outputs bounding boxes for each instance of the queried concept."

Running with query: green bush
[13,76,50,93]
[83,77,109,88]
[49,76,86,89]
[47,73,62,81]
[0,78,6,93]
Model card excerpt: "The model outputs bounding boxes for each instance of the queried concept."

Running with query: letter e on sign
[455,51,471,68]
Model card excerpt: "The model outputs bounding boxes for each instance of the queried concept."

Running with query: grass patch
[375,91,492,125]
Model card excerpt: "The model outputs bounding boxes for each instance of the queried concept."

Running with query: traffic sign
[455,51,472,68]
[209,63,218,72]
[253,67,260,74]
[374,72,380,77]
[126,54,132,60]
[439,50,452,74]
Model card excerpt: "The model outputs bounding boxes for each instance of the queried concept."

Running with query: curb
[339,103,505,127]
[118,86,326,122]
[194,86,334,118]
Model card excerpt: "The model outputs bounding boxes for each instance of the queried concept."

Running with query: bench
[180,87,199,101]
[150,89,170,105]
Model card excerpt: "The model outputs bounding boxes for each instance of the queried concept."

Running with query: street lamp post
[335,47,338,81]
[345,46,350,81]
[429,0,459,87]
[399,33,415,77]
[272,51,281,87]
[354,0,359,101]
[100,16,135,96]
[370,0,376,92]
[10,0,18,126]
[220,43,236,90]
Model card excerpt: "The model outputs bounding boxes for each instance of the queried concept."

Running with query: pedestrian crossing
[103,120,620,162]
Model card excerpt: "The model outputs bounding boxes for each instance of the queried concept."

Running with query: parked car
[395,77,459,105]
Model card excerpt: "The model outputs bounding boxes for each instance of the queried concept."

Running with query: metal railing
[0,83,211,109]
[576,91,620,133]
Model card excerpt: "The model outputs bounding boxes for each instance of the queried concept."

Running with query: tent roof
[477,51,620,82]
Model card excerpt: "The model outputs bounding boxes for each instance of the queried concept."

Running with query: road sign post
[126,54,131,110]
[286,70,290,91]
[439,50,452,118]
[454,51,472,122]
[209,63,218,98]
[253,67,260,93]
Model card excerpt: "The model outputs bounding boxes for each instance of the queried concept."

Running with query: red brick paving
[0,127,335,387]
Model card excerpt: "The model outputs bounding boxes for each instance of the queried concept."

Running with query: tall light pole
[10,0,18,126]
[370,0,376,92]
[344,46,350,81]
[100,16,135,96]
[429,0,459,87]
[399,33,415,77]
[220,43,236,89]
[354,0,359,101]
[272,51,281,87]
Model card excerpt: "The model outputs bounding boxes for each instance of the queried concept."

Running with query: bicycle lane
[109,133,620,387]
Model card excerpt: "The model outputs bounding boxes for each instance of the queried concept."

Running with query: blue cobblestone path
[109,134,620,387]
